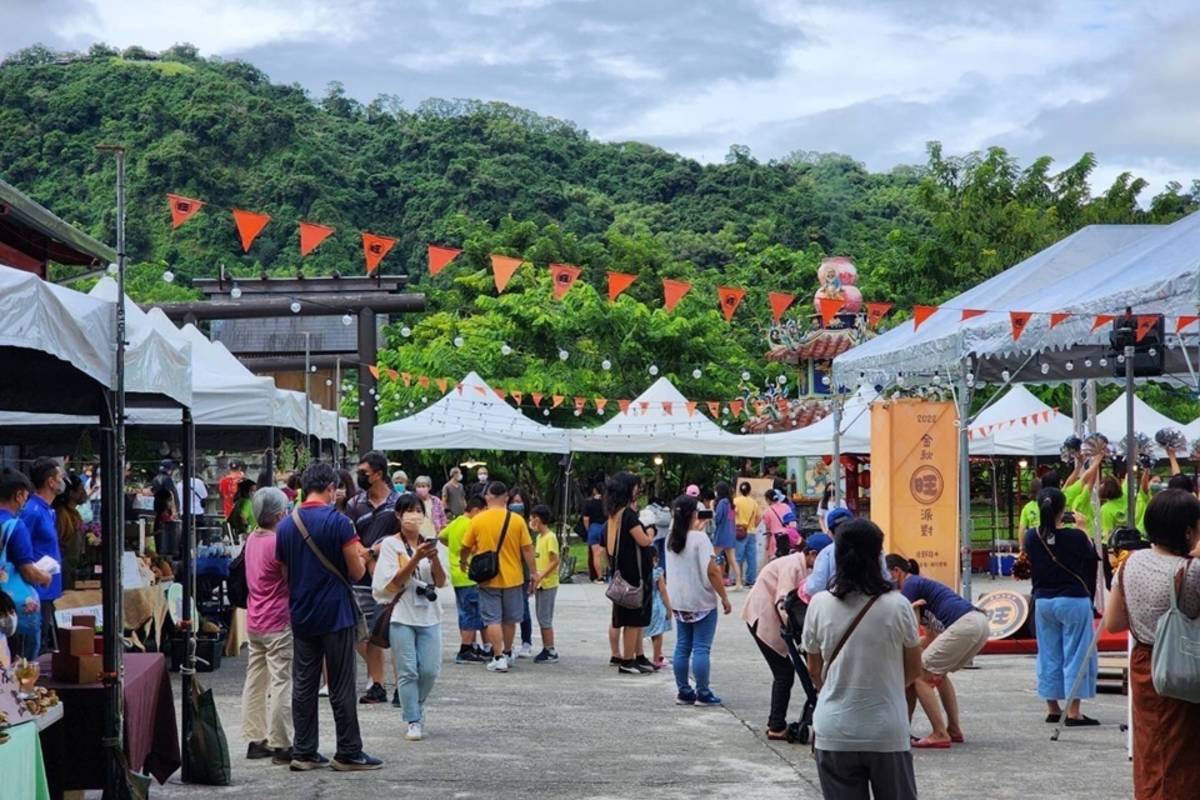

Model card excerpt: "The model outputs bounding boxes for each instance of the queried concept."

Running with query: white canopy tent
[570,377,764,457]
[1095,391,1183,456]
[374,371,570,453]
[761,386,875,456]
[968,385,1076,457]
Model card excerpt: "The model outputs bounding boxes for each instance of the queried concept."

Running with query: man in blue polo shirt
[0,467,52,661]
[20,458,64,656]
[275,462,381,773]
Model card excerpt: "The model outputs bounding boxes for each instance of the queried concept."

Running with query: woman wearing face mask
[373,494,445,742]
[508,488,535,659]
[413,476,447,538]
[392,470,409,495]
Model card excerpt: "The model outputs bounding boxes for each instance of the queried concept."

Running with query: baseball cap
[804,532,833,554]
[685,484,700,497]
[825,507,854,531]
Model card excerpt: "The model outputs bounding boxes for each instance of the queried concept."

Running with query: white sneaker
[405,722,423,741]
[517,643,533,659]
[487,655,509,673]
[318,683,329,697]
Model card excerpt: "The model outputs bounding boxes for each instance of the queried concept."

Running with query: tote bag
[1150,560,1200,703]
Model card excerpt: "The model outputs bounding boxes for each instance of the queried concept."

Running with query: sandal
[766,729,789,741]
[949,733,965,744]
[1064,715,1100,727]
[911,736,951,749]
[1045,713,1062,723]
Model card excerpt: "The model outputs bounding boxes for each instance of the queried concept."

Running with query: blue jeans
[389,623,442,723]
[734,533,758,584]
[673,610,719,694]
[1034,596,1097,700]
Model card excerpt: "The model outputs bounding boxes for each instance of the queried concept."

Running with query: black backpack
[226,550,248,608]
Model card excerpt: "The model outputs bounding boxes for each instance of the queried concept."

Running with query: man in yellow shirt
[529,504,560,663]
[732,481,763,588]
[460,482,535,673]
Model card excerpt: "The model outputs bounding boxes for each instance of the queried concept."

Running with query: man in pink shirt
[241,487,293,763]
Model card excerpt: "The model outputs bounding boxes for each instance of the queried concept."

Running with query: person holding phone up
[373,493,446,742]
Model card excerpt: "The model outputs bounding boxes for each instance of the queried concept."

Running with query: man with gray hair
[241,487,294,764]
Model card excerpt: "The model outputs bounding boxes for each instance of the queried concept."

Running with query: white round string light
[290,301,302,314]
[230,285,242,299]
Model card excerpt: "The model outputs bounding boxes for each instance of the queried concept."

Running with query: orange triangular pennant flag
[866,302,893,328]
[1031,414,1039,425]
[552,395,564,409]
[549,263,583,300]
[474,385,486,396]
[717,286,746,322]
[367,365,380,380]
[232,209,271,252]
[912,305,938,331]
[167,193,203,229]
[511,391,524,406]
[418,375,430,389]
[299,221,334,257]
[729,399,744,417]
[663,279,692,312]
[686,401,697,417]
[638,401,650,414]
[1010,311,1033,341]
[706,401,721,417]
[490,254,523,293]
[1021,416,1028,425]
[1176,315,1200,333]
[401,372,412,386]
[573,397,586,412]
[436,378,448,393]
[661,401,673,416]
[1044,410,1052,422]
[819,297,845,327]
[387,369,399,380]
[531,393,544,407]
[961,309,986,321]
[456,383,464,395]
[619,399,631,414]
[1091,314,1116,332]
[608,271,637,302]
[595,398,608,413]
[427,245,462,276]
[362,232,397,273]
[1135,315,1158,343]
[768,292,796,324]
[1050,312,1071,329]
[494,388,507,401]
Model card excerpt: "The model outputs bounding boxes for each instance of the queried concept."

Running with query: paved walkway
[154,580,1133,799]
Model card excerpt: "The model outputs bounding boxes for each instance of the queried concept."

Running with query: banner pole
[957,367,973,600]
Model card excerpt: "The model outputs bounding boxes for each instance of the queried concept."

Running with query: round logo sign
[909,465,944,505]
[977,590,1030,640]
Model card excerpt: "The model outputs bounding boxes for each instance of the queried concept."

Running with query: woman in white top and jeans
[665,494,731,706]
[801,518,922,800]
[372,494,446,742]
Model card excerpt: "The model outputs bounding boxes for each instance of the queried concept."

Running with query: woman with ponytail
[605,472,655,674]
[1024,487,1101,725]
[666,494,731,706]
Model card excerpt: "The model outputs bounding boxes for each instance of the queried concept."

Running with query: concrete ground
[150,577,1133,800]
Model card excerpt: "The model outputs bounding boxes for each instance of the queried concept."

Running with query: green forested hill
[3,43,1199,422]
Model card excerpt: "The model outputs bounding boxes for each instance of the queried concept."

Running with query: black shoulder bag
[468,511,512,584]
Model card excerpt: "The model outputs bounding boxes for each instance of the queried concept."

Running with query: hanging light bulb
[1099,357,1108,367]
[558,349,569,361]
[966,373,975,386]
[648,365,659,376]
[1084,359,1093,368]
[107,263,118,275]
[1000,370,1011,383]
[342,314,353,326]
[574,409,582,417]
[1040,363,1050,374]
[543,409,550,417]
[325,379,333,386]
[230,284,242,299]
[1117,354,1125,364]
[741,371,751,381]
[602,359,612,371]
[777,374,787,385]
[596,407,603,415]
[1148,347,1157,357]
[454,336,465,348]
[162,269,175,283]
[692,368,702,379]
[1065,361,1074,372]
[311,365,318,373]
[290,301,302,314]
[500,344,513,356]
[399,325,412,337]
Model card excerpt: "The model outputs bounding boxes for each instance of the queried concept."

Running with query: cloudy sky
[7,0,1199,194]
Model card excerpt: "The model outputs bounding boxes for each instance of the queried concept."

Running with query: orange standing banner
[871,399,960,591]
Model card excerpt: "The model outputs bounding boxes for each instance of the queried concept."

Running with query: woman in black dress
[606,471,656,674]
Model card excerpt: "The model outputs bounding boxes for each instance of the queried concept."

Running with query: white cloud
[56,0,376,54]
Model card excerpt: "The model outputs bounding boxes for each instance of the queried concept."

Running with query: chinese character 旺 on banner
[870,399,960,590]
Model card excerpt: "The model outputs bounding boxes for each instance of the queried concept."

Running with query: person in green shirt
[1062,453,1103,536]
[226,477,256,538]
[439,494,487,663]
[1098,468,1152,538]
[1018,479,1044,536]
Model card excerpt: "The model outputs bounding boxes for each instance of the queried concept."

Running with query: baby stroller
[777,589,819,744]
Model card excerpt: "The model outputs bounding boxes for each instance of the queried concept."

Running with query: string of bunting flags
[911,304,1200,340]
[966,408,1059,441]
[365,365,762,419]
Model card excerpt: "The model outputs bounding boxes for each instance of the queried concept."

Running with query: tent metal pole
[956,370,973,600]
[98,395,125,800]
[1124,346,1136,529]
[1071,381,1084,437]
[180,408,196,782]
[830,395,843,505]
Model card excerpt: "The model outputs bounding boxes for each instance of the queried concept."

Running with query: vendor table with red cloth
[36,652,180,797]
[980,622,1128,655]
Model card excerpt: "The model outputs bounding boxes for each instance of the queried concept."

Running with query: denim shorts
[478,586,525,625]
[454,586,484,631]
[586,522,605,547]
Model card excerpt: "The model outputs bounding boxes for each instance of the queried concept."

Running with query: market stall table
[37,653,180,797]
[1,719,53,800]
[55,585,170,650]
